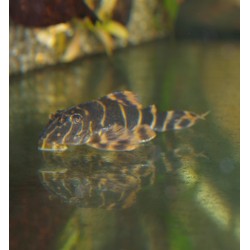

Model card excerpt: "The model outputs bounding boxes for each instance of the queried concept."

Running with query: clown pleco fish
[38,91,208,151]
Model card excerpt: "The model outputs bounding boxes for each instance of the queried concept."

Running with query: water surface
[10,40,239,250]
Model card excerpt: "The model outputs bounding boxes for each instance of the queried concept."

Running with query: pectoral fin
[133,124,156,143]
[86,124,156,151]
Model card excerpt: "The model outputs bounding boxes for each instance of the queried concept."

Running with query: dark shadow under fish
[39,145,157,209]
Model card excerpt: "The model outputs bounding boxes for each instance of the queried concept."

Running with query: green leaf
[102,21,129,40]
[164,0,180,21]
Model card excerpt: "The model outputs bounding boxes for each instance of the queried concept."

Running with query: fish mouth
[38,139,68,152]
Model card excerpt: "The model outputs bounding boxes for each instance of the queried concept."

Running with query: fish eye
[71,113,82,124]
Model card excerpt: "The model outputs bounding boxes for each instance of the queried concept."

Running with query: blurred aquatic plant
[83,0,129,55]
[33,0,181,64]
[62,0,129,60]
[163,0,182,29]
[35,0,129,62]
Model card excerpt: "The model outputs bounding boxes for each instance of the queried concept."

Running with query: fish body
[38,91,206,151]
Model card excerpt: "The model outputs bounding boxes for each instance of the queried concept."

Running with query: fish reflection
[39,145,157,209]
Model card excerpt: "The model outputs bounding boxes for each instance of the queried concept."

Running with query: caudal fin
[139,105,207,132]
[152,110,208,132]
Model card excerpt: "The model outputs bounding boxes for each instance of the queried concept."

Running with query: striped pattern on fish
[38,91,208,151]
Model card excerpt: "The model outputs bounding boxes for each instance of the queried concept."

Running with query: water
[10,39,239,250]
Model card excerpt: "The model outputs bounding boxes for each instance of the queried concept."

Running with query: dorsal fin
[103,91,143,109]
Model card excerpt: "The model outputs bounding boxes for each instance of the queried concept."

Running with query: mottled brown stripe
[96,100,106,126]
[118,103,127,128]
[166,111,186,130]
[179,118,191,128]
[62,123,74,144]
[154,112,167,132]
[116,91,142,108]
[107,91,142,108]
[163,111,174,131]
[83,101,105,130]
[141,106,153,126]
[87,133,101,144]
[137,126,149,141]
[134,125,156,142]
[122,105,140,129]
[150,105,157,129]
[137,109,142,126]
[97,143,108,149]
[100,98,125,127]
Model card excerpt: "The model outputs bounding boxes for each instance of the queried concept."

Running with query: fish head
[38,108,90,151]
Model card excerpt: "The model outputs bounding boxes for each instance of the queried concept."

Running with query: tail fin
[140,105,208,132]
[152,110,208,132]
